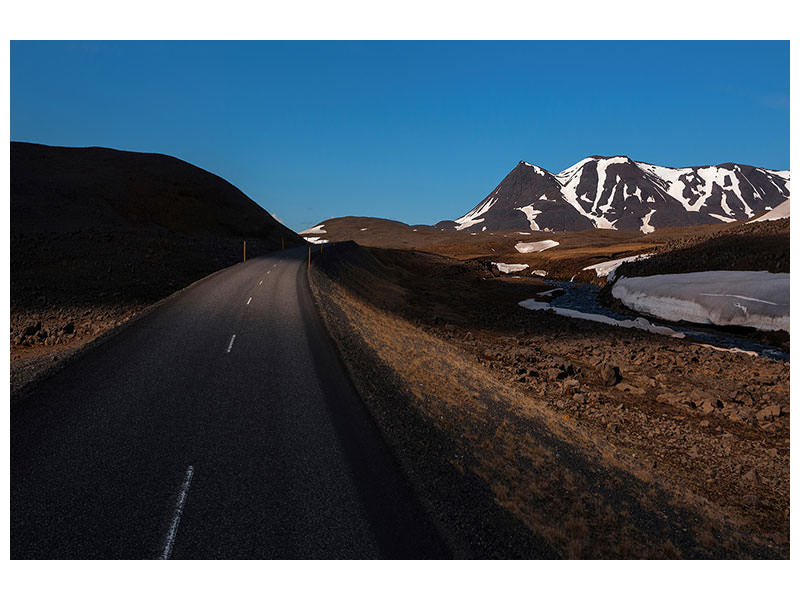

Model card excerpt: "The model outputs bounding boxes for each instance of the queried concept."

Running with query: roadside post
[243,240,246,262]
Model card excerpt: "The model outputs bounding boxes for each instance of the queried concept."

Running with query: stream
[539,279,789,362]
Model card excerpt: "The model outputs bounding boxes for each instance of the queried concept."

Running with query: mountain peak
[517,161,552,177]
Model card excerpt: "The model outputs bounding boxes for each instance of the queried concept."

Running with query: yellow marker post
[243,240,246,263]
[308,246,311,268]
[281,237,284,250]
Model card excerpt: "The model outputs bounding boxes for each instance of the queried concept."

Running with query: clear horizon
[11,40,790,231]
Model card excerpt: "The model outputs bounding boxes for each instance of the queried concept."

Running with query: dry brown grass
[309,245,786,558]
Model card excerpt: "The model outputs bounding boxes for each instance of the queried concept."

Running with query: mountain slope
[11,142,302,242]
[439,157,790,233]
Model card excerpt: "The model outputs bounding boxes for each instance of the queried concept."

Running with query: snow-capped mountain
[436,157,790,233]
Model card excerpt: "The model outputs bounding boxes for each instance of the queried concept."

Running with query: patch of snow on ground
[518,299,684,338]
[492,262,528,274]
[751,199,789,222]
[303,236,329,244]
[300,223,327,235]
[515,240,559,253]
[516,205,543,231]
[611,271,789,332]
[532,270,548,277]
[583,254,653,280]
[360,227,368,231]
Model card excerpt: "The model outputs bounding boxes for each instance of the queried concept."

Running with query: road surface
[11,247,450,559]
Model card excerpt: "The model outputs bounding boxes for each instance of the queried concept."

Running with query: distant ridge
[435,156,790,233]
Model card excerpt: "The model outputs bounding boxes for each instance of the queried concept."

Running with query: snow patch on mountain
[516,205,543,231]
[640,209,656,234]
[554,157,594,184]
[522,161,548,176]
[455,195,498,231]
[560,174,617,229]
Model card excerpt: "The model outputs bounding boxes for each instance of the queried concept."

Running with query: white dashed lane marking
[226,335,236,353]
[247,297,252,305]
[159,465,194,560]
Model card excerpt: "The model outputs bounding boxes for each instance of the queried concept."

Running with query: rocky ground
[309,242,789,558]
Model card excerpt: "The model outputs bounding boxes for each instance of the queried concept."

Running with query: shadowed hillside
[10,141,305,392]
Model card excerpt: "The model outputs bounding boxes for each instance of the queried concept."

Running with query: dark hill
[11,142,305,388]
[11,142,301,242]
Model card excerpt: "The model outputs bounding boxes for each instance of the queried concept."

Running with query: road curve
[11,247,450,559]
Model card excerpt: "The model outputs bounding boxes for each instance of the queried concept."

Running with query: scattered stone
[599,364,621,386]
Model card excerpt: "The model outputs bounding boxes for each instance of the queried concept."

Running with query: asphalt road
[11,247,450,559]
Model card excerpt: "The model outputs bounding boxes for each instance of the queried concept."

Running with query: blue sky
[11,41,789,231]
